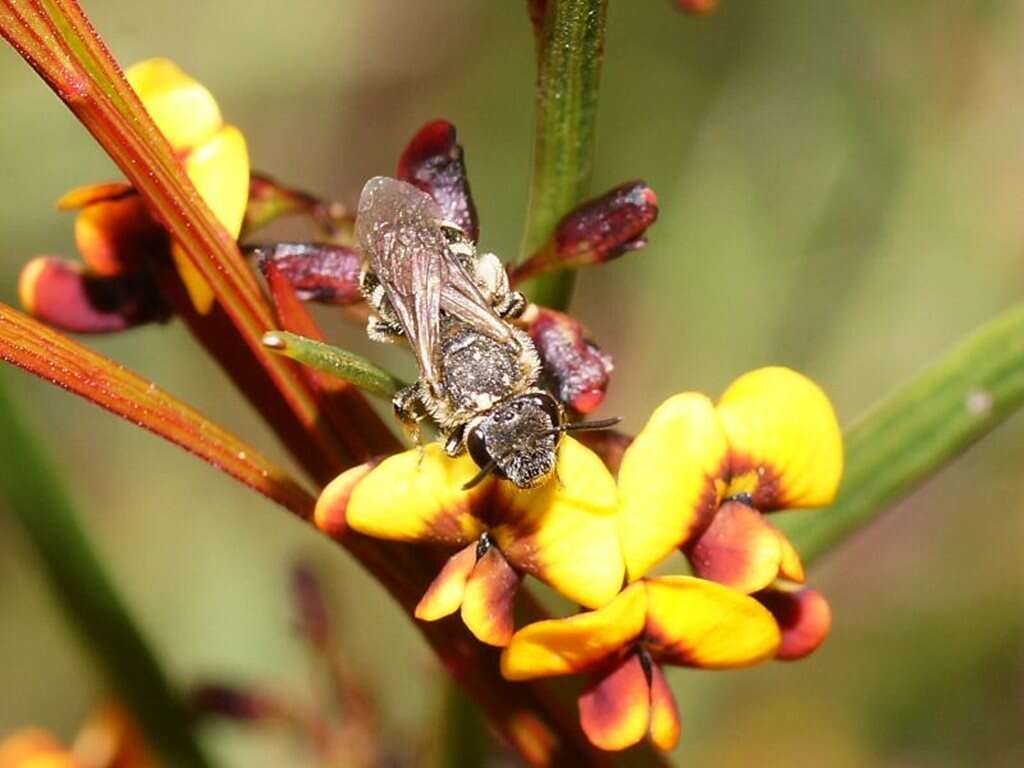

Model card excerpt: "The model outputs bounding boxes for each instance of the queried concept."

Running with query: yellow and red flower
[315,438,625,647]
[501,575,781,751]
[19,57,250,327]
[618,366,843,595]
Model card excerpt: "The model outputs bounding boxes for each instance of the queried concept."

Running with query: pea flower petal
[647,664,681,751]
[643,576,781,668]
[578,653,651,752]
[686,500,786,594]
[756,587,832,661]
[415,543,478,622]
[460,547,522,647]
[492,437,623,608]
[717,367,843,510]
[342,444,487,546]
[618,393,727,581]
[501,582,646,681]
[125,58,222,150]
[0,729,80,768]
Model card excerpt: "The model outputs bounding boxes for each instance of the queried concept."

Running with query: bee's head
[465,392,562,490]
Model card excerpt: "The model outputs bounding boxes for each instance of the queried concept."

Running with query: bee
[355,176,615,489]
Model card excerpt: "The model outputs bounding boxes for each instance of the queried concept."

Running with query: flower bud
[511,181,658,284]
[397,120,479,241]
[252,242,363,305]
[527,307,613,415]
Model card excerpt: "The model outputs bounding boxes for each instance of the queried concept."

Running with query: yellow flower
[0,730,81,768]
[501,576,781,751]
[619,366,843,594]
[315,438,625,647]
[21,58,250,318]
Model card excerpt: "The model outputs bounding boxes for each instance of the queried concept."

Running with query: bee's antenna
[541,416,622,438]
[461,458,499,491]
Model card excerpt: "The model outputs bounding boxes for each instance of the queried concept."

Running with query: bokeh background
[2,1,1024,765]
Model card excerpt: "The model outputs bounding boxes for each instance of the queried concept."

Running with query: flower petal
[314,461,377,539]
[460,547,522,646]
[756,587,832,661]
[717,367,843,510]
[415,543,478,622]
[18,257,168,334]
[183,125,249,238]
[578,653,650,752]
[57,181,135,210]
[345,444,486,545]
[776,530,806,584]
[491,437,623,608]
[618,393,727,581]
[644,575,781,669]
[126,58,222,151]
[501,583,646,681]
[73,193,161,276]
[686,500,783,594]
[648,663,681,751]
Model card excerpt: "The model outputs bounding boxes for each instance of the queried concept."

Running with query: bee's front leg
[442,424,466,457]
[393,383,429,446]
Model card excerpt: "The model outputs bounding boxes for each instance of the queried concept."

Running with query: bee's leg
[443,424,466,457]
[393,383,429,446]
[367,315,405,344]
[475,252,526,319]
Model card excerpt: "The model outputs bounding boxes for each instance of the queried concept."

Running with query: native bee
[355,176,614,489]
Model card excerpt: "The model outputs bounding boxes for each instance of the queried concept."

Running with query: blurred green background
[2,1,1024,765]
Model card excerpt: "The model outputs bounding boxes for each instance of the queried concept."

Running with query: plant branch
[518,0,608,310]
[0,304,315,518]
[0,374,212,768]
[776,304,1024,563]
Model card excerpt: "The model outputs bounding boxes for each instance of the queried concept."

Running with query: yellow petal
[492,437,623,609]
[170,244,215,315]
[183,125,250,238]
[57,181,134,210]
[643,576,781,669]
[717,367,843,510]
[460,547,522,647]
[776,529,806,584]
[578,653,651,752]
[500,582,646,681]
[345,444,487,545]
[0,729,79,768]
[74,194,158,276]
[314,461,377,539]
[414,543,477,622]
[126,58,222,151]
[618,393,728,581]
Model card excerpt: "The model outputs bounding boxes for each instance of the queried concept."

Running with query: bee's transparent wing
[356,177,513,386]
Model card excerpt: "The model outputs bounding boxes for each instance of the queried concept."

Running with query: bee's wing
[357,177,513,386]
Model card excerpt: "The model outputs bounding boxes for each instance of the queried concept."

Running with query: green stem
[262,331,406,400]
[776,304,1024,564]
[0,374,211,768]
[518,0,608,310]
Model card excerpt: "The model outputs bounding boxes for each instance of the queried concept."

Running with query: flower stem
[263,331,406,400]
[0,373,212,768]
[518,0,608,310]
[776,304,1024,563]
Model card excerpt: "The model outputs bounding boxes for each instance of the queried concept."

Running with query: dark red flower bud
[18,256,169,334]
[251,242,363,305]
[397,120,479,242]
[291,563,331,651]
[510,181,658,285]
[675,0,719,14]
[527,307,613,415]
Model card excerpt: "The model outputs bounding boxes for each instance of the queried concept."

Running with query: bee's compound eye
[466,425,492,470]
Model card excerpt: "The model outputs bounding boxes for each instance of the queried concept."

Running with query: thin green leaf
[518,0,608,310]
[0,373,212,768]
[0,304,315,518]
[776,304,1024,564]
[263,331,406,401]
